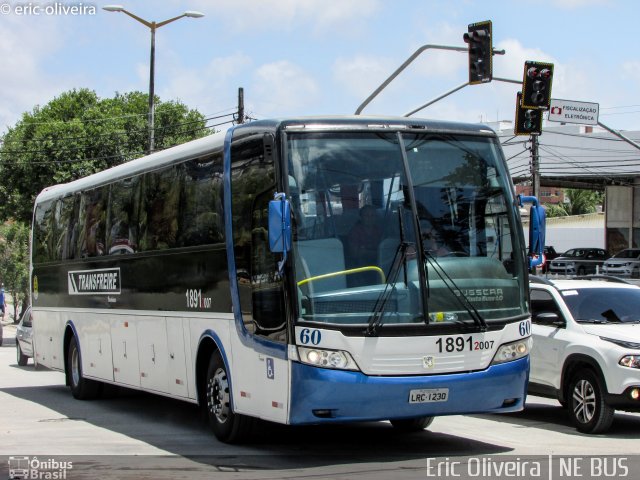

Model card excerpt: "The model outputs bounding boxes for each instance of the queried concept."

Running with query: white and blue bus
[31,116,544,442]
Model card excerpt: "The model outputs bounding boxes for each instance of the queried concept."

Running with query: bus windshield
[286,130,527,330]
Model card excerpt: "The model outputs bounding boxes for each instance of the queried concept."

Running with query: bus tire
[205,351,253,443]
[67,336,101,400]
[390,416,434,432]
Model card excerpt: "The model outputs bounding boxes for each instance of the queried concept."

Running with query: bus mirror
[528,204,546,267]
[268,194,291,254]
[518,195,546,268]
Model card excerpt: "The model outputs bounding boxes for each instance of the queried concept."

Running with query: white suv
[528,276,640,434]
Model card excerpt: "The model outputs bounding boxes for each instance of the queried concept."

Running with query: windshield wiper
[424,252,487,332]
[600,309,623,323]
[366,207,413,336]
[366,240,414,336]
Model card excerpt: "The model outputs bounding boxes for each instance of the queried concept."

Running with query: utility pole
[237,87,245,124]
[530,134,540,199]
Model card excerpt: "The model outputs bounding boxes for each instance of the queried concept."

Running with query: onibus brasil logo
[8,456,73,479]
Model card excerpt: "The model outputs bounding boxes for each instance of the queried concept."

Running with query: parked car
[541,245,560,273]
[602,248,640,278]
[547,247,609,276]
[16,305,33,366]
[528,276,640,434]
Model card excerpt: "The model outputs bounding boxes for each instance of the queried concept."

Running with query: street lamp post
[102,5,204,154]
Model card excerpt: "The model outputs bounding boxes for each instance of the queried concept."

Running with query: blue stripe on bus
[65,319,79,341]
[198,329,234,406]
[288,356,529,424]
[223,127,286,359]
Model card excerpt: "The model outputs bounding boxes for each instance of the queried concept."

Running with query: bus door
[228,132,289,422]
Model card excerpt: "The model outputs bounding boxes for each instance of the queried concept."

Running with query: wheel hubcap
[572,379,596,424]
[207,367,230,424]
[71,347,80,387]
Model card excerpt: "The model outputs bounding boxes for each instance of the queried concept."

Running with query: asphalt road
[1,328,639,480]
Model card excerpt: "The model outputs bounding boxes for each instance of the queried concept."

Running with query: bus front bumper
[288,356,529,424]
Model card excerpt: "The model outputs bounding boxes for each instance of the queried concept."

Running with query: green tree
[0,88,207,223]
[565,188,603,215]
[544,189,603,218]
[0,221,30,321]
[544,203,568,218]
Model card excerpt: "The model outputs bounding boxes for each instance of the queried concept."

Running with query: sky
[1,0,640,136]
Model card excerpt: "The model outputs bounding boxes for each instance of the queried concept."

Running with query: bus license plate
[409,388,449,404]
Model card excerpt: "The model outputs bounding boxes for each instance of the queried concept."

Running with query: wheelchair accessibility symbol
[266,358,275,380]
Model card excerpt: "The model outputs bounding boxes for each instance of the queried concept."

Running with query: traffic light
[521,61,554,109]
[515,92,542,135]
[463,20,492,84]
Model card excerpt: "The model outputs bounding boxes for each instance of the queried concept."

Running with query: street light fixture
[102,5,204,154]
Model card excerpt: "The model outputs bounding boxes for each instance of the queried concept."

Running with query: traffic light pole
[530,134,540,199]
[354,44,505,115]
[404,76,519,117]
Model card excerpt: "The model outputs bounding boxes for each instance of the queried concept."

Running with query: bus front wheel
[205,351,254,443]
[67,336,100,400]
[390,416,434,432]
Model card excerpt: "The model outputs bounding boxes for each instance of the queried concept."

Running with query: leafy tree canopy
[544,189,603,218]
[0,88,207,223]
[0,220,30,320]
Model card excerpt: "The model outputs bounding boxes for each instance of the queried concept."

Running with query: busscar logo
[68,268,121,295]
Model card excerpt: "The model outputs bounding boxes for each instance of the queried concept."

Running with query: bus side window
[231,134,286,342]
[77,188,107,258]
[54,195,79,260]
[33,200,56,263]
[141,165,182,251]
[107,177,140,255]
[178,153,224,247]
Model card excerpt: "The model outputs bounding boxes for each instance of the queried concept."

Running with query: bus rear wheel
[390,416,434,432]
[205,351,254,443]
[67,336,101,400]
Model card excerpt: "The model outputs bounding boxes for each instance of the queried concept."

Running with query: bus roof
[34,115,497,204]
[246,115,497,135]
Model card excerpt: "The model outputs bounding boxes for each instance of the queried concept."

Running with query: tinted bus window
[231,135,286,341]
[107,177,141,255]
[33,199,55,264]
[178,154,224,247]
[141,165,183,251]
[54,195,78,260]
[77,187,108,258]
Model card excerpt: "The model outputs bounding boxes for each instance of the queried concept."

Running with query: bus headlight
[491,338,531,365]
[297,346,359,371]
[619,355,640,369]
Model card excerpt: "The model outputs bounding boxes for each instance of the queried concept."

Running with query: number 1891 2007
[435,336,494,353]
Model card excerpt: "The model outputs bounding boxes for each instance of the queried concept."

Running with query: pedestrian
[0,283,6,322]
